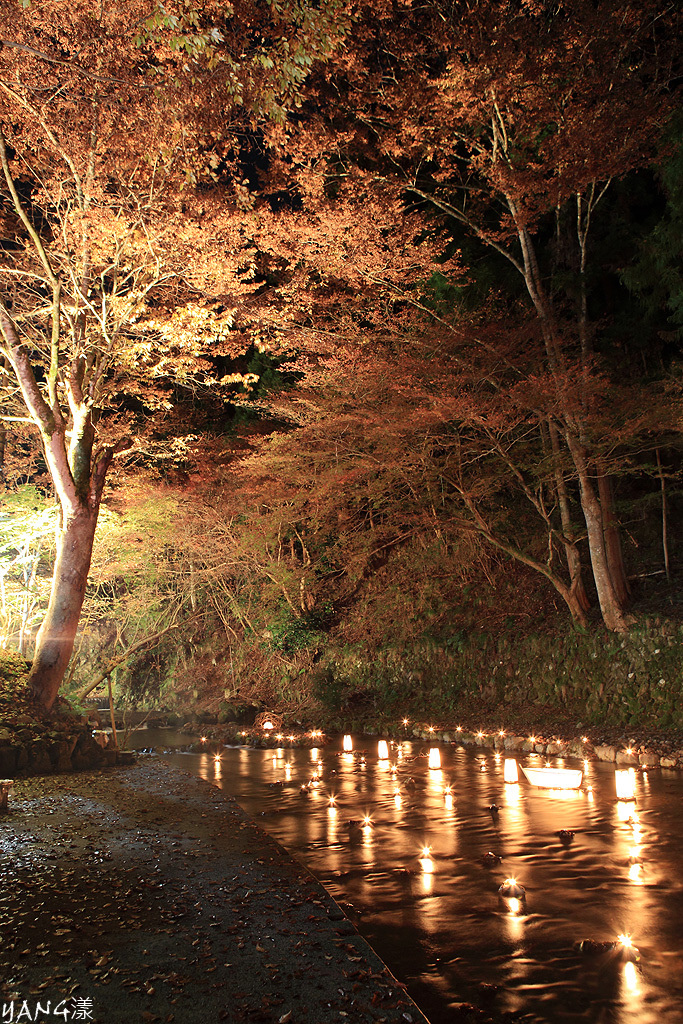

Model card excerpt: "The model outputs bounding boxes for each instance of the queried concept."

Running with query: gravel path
[0,761,429,1024]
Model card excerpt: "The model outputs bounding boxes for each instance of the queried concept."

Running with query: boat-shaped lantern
[521,764,583,790]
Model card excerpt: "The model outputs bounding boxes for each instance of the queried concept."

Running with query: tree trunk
[454,483,589,628]
[596,462,630,605]
[655,448,671,582]
[547,419,591,613]
[27,505,98,710]
[508,208,630,632]
[565,437,631,632]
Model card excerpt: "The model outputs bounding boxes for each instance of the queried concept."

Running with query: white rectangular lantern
[504,758,519,783]
[616,768,636,801]
[378,740,389,760]
[428,747,441,769]
[343,734,353,752]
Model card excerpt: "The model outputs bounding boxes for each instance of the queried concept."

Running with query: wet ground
[0,761,430,1024]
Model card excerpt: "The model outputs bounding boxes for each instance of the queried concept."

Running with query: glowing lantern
[504,758,519,783]
[617,933,640,962]
[498,877,526,914]
[428,748,441,769]
[343,734,353,752]
[520,764,583,789]
[378,740,389,760]
[419,846,435,891]
[616,768,636,801]
[262,720,274,731]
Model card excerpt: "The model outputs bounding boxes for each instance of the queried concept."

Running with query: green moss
[311,618,683,732]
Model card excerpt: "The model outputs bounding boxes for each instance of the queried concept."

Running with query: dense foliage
[1,0,682,723]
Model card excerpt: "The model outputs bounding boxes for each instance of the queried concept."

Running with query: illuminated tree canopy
[0,0,681,712]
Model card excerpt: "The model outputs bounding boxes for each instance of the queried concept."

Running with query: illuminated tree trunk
[0,130,129,711]
[565,437,631,632]
[512,212,631,632]
[29,506,98,710]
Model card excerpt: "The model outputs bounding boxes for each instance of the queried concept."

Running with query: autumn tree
[0,0,351,709]
[308,0,682,631]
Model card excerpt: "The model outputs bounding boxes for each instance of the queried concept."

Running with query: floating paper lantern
[520,764,583,789]
[343,734,353,752]
[428,748,441,769]
[504,758,519,783]
[378,740,389,760]
[616,768,636,801]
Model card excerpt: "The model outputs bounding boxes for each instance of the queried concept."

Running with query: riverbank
[184,701,683,772]
[0,760,434,1024]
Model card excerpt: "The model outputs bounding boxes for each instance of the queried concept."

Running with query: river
[130,730,683,1024]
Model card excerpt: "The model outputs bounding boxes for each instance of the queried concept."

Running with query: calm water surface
[135,731,683,1024]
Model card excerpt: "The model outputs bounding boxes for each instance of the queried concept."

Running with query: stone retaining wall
[0,715,134,777]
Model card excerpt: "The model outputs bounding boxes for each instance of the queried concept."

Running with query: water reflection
[147,735,683,1024]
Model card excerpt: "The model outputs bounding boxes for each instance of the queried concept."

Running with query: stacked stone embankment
[0,715,133,777]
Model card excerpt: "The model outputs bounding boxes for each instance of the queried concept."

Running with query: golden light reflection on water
[427,768,444,795]
[628,861,644,883]
[503,782,520,807]
[623,960,639,994]
[616,800,637,822]
[503,907,525,944]
[174,736,683,1024]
